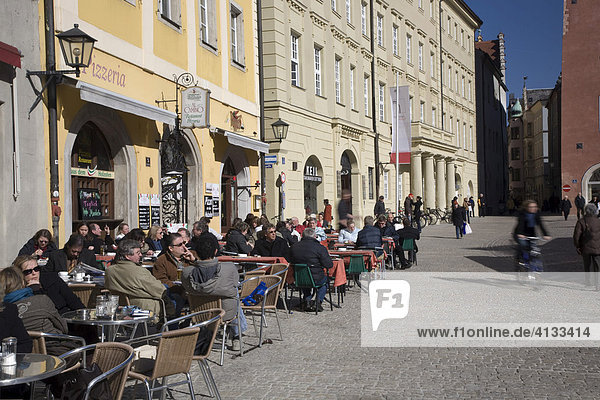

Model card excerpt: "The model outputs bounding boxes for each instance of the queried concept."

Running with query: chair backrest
[187,294,222,321]
[191,309,225,360]
[293,264,316,288]
[91,342,135,400]
[347,255,367,274]
[108,290,131,306]
[402,238,414,251]
[270,264,289,289]
[260,275,282,308]
[69,283,98,308]
[152,327,200,380]
[244,267,267,279]
[28,331,47,355]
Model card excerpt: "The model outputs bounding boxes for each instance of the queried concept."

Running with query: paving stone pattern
[126,216,600,399]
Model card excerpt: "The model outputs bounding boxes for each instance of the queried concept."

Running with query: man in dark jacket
[289,228,333,312]
[44,234,100,273]
[404,194,414,223]
[223,221,253,255]
[356,216,383,257]
[374,196,386,217]
[252,224,290,259]
[560,195,572,221]
[397,218,420,268]
[451,203,467,239]
[276,221,298,246]
[192,219,221,256]
[413,196,423,232]
[573,203,600,286]
[575,192,586,220]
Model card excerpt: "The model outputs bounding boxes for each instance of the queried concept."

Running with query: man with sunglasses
[152,233,195,316]
[251,223,290,259]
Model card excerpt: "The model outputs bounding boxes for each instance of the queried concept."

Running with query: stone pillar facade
[436,157,446,209]
[411,152,423,198]
[423,154,435,209]
[446,159,456,209]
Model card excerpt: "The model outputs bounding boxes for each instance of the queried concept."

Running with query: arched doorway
[468,180,474,197]
[221,158,238,232]
[340,150,358,214]
[303,156,323,215]
[583,164,600,201]
[455,173,462,198]
[70,122,114,225]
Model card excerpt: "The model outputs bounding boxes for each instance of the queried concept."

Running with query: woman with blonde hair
[145,224,164,253]
[0,267,72,355]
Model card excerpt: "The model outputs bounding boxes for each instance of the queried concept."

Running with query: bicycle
[515,236,544,286]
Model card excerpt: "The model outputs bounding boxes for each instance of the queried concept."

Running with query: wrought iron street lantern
[56,24,96,75]
[270,118,289,142]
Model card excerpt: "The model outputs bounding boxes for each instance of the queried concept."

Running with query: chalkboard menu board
[139,206,150,230]
[151,207,160,226]
[78,188,102,220]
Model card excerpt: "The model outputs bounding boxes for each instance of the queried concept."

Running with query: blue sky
[467,1,563,97]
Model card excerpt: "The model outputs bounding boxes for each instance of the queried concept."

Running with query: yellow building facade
[42,0,264,240]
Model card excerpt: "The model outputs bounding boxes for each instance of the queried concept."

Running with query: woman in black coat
[451,203,467,239]
[560,195,572,221]
[224,222,253,255]
[18,229,57,258]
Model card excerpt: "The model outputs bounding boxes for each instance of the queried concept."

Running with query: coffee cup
[58,271,69,282]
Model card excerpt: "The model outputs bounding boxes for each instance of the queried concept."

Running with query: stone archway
[220,147,250,232]
[582,163,600,201]
[303,155,324,215]
[340,149,359,215]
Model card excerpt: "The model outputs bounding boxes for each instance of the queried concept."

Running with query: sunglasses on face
[267,230,276,234]
[23,266,41,276]
[172,242,186,247]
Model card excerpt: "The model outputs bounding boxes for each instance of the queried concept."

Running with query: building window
[431,107,436,127]
[460,29,464,47]
[159,0,181,27]
[409,96,413,121]
[346,0,351,23]
[418,0,423,9]
[392,25,398,56]
[511,127,520,139]
[368,167,374,200]
[527,122,533,137]
[350,65,355,109]
[384,171,389,200]
[429,0,434,18]
[527,142,533,159]
[449,116,453,133]
[420,101,425,123]
[512,168,521,182]
[456,119,460,146]
[314,46,322,96]
[467,35,471,52]
[469,125,473,151]
[468,80,472,101]
[291,33,301,87]
[430,52,435,77]
[454,23,457,39]
[199,0,218,49]
[335,57,341,103]
[463,123,467,149]
[418,42,424,71]
[448,66,452,90]
[379,83,385,122]
[331,0,336,11]
[406,34,412,64]
[364,75,370,115]
[377,14,383,47]
[230,2,245,66]
[511,147,520,161]
[447,16,451,35]
[461,75,465,97]
[361,3,368,36]
[455,71,458,91]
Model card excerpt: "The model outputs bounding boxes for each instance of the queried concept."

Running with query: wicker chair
[58,342,135,400]
[187,294,242,365]
[240,275,282,346]
[128,327,201,400]
[269,263,290,315]
[70,283,101,308]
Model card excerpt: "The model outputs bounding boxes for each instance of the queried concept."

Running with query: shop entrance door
[221,158,238,233]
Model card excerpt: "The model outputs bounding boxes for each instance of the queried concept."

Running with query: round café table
[62,309,154,342]
[0,353,65,387]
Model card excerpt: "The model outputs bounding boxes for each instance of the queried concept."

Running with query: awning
[0,41,22,68]
[221,130,269,153]
[76,81,176,125]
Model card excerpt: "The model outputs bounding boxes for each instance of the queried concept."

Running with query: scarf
[525,212,536,229]
[3,287,34,303]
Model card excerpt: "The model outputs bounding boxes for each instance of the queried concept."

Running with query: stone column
[436,157,446,209]
[411,152,423,198]
[446,158,456,209]
[423,154,435,209]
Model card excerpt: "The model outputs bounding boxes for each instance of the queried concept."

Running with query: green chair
[346,255,367,288]
[291,264,332,315]
[401,238,417,266]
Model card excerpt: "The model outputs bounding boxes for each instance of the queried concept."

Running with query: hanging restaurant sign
[71,167,115,179]
[181,86,210,129]
[303,164,322,182]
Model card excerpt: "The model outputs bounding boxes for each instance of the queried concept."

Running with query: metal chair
[269,263,290,315]
[70,283,101,308]
[187,294,243,365]
[346,255,367,287]
[128,327,200,400]
[289,264,333,315]
[240,275,282,346]
[58,342,135,400]
[401,238,417,266]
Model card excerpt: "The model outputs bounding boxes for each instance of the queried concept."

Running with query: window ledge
[292,84,305,91]
[231,60,246,72]
[158,13,182,32]
[199,41,218,56]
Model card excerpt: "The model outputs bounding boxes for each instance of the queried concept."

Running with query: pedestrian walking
[337,190,354,230]
[469,196,475,217]
[404,194,414,223]
[374,195,386,217]
[323,199,333,228]
[414,196,423,233]
[478,194,486,217]
[451,203,467,239]
[573,203,600,287]
[560,195,572,221]
[575,193,586,220]
[462,197,470,224]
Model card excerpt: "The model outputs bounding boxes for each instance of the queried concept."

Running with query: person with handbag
[573,203,600,286]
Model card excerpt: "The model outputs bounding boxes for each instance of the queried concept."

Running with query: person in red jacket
[323,199,333,228]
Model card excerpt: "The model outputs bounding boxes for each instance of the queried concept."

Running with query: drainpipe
[45,0,61,244]
[257,0,266,217]
[370,0,380,198]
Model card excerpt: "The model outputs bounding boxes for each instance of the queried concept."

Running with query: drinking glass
[96,295,109,318]
[2,337,17,366]
[109,295,119,316]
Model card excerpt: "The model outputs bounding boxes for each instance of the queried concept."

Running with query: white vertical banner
[390,86,411,164]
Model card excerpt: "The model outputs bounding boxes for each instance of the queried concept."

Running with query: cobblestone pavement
[127,215,600,399]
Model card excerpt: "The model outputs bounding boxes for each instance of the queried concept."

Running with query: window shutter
[239,13,245,65]
[171,0,182,26]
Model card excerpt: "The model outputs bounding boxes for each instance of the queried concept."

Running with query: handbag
[53,362,112,400]
[464,223,473,235]
[241,281,267,306]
